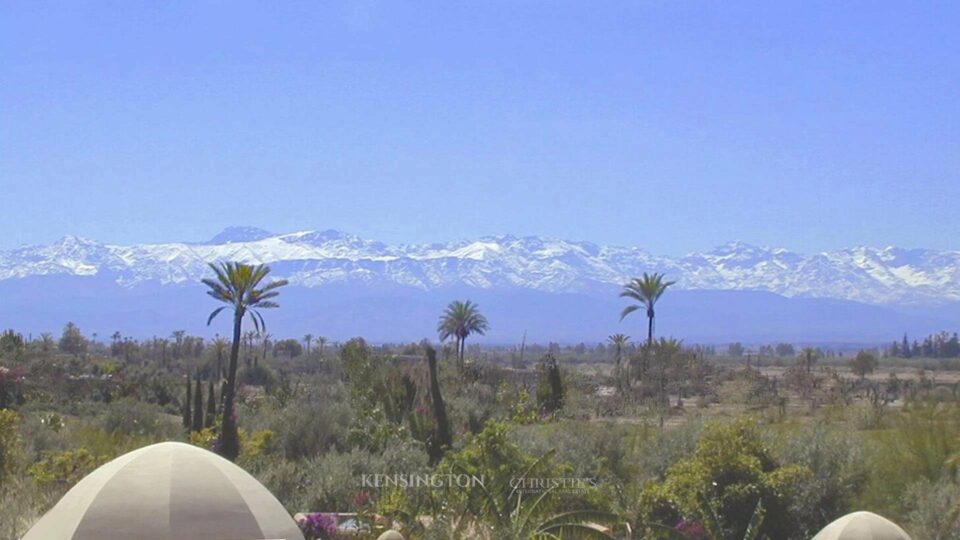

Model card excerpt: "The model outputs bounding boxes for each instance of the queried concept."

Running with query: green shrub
[639,418,810,539]
[0,475,54,540]
[276,393,353,459]
[239,364,278,390]
[902,477,960,540]
[509,421,637,481]
[775,423,869,537]
[859,400,960,518]
[637,418,704,481]
[100,397,176,438]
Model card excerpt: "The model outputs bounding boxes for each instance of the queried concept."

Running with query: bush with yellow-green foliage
[190,426,276,467]
[639,418,811,539]
[190,426,219,450]
[27,447,105,487]
[240,429,276,466]
[0,409,22,485]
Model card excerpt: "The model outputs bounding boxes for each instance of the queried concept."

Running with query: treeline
[887,331,960,359]
[726,342,840,358]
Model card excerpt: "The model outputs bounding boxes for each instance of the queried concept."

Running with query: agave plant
[447,450,620,539]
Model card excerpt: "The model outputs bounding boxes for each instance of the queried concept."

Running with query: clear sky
[1,1,957,255]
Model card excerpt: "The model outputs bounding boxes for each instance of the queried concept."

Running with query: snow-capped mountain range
[1,226,958,307]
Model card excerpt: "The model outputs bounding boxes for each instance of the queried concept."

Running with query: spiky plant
[455,450,619,539]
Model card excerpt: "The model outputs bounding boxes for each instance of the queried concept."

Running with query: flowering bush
[298,512,338,540]
[675,518,707,539]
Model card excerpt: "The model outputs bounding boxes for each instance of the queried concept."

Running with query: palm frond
[619,304,640,321]
[207,306,227,326]
[260,278,289,292]
[537,510,619,531]
[507,449,557,501]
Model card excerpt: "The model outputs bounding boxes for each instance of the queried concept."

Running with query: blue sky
[1,1,957,255]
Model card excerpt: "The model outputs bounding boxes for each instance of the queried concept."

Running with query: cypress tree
[205,379,216,428]
[183,374,192,429]
[536,353,564,413]
[425,345,451,464]
[192,375,204,433]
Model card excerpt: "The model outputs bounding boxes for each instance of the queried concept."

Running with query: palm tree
[211,335,228,380]
[437,300,489,369]
[171,330,186,358]
[800,347,819,373]
[39,332,54,353]
[317,336,328,357]
[619,272,675,345]
[608,333,630,389]
[642,337,684,425]
[203,262,287,461]
[303,334,313,355]
[259,332,272,366]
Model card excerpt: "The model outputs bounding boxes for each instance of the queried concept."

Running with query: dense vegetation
[0,267,959,539]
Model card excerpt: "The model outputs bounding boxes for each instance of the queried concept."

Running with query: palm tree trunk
[647,310,654,345]
[219,310,243,461]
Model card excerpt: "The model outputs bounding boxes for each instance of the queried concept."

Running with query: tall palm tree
[317,336,328,357]
[303,334,313,355]
[437,300,489,368]
[619,272,676,345]
[608,333,630,388]
[203,262,287,461]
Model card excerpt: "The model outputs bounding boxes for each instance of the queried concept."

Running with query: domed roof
[812,511,911,540]
[22,441,304,540]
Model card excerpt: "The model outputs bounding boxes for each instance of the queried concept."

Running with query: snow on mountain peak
[1,230,958,306]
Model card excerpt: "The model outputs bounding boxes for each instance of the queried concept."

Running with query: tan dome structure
[812,511,911,540]
[22,441,304,540]
[376,531,405,540]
